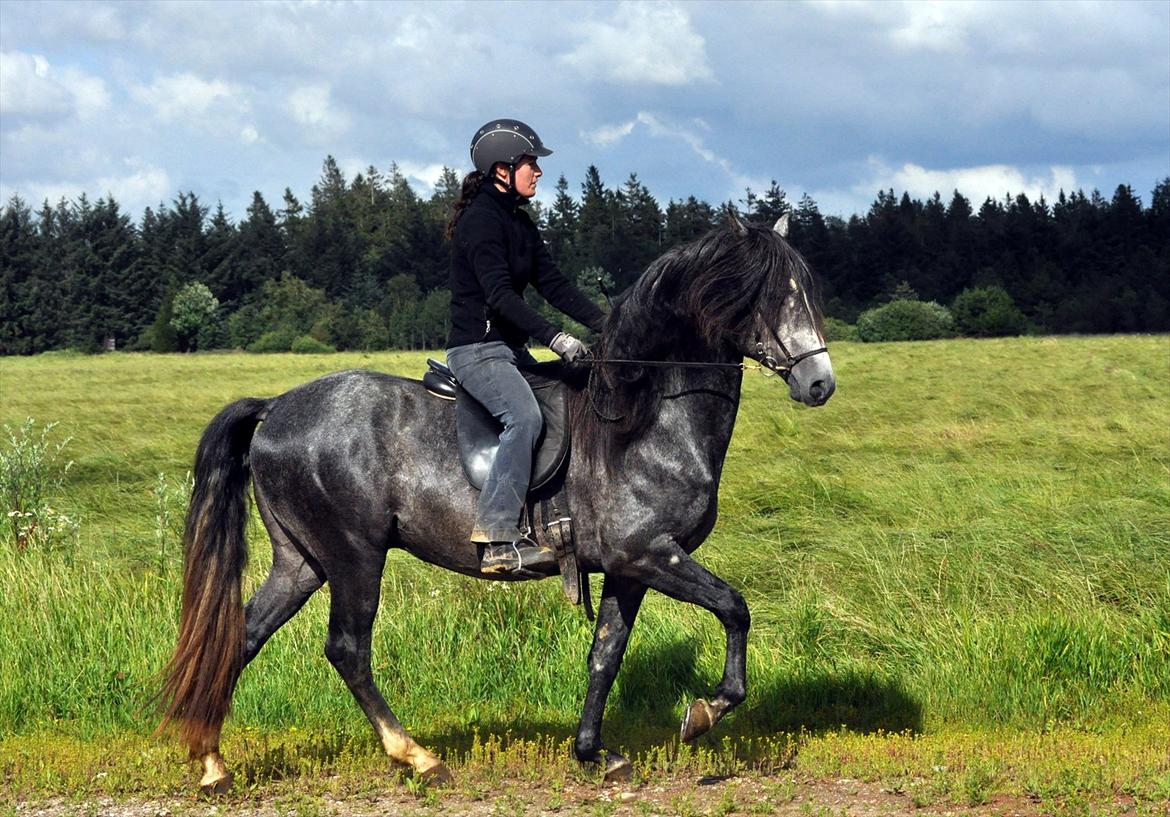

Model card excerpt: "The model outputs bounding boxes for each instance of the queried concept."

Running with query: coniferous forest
[1,156,1167,355]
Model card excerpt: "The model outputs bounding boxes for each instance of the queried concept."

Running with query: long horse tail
[158,397,269,758]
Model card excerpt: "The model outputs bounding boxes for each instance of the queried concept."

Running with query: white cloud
[240,124,261,144]
[589,120,637,147]
[806,1,990,54]
[96,160,172,209]
[395,161,448,194]
[807,159,1082,217]
[0,158,171,215]
[585,111,768,195]
[129,72,247,123]
[562,2,713,85]
[864,159,1078,204]
[0,50,110,122]
[286,82,351,139]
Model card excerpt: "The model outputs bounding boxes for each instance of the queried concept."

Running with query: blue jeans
[445,341,542,543]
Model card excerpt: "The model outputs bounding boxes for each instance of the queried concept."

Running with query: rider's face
[499,157,541,198]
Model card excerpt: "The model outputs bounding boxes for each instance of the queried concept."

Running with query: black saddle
[423,358,570,492]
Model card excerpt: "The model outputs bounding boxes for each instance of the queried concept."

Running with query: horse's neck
[639,365,744,467]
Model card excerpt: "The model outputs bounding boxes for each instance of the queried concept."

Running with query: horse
[159,214,836,793]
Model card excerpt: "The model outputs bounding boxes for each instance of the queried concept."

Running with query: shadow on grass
[420,637,922,763]
[222,639,922,785]
[610,636,921,737]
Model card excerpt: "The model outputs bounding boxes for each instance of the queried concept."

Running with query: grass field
[1,336,1168,812]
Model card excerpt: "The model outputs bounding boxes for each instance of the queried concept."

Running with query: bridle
[752,323,828,381]
[585,316,828,383]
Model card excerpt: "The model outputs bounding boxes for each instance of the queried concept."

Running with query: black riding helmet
[470,119,552,180]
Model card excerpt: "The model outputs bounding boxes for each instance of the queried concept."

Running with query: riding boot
[481,535,557,575]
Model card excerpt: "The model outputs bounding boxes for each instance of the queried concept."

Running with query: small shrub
[195,314,230,351]
[228,302,264,350]
[247,328,297,353]
[0,419,78,553]
[170,281,220,350]
[148,294,180,353]
[952,286,1028,337]
[857,299,954,342]
[823,317,859,342]
[290,334,336,354]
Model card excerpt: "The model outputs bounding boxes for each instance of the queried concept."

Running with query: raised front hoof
[680,698,717,743]
[198,770,233,796]
[418,762,454,788]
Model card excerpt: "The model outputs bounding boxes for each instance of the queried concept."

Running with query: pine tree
[203,202,241,306]
[234,191,284,306]
[614,174,663,285]
[0,197,37,354]
[751,181,789,226]
[544,175,579,271]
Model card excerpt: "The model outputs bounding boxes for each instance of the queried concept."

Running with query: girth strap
[541,490,594,620]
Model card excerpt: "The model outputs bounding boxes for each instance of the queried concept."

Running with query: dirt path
[12,773,1140,817]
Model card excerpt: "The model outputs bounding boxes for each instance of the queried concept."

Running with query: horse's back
[247,369,479,569]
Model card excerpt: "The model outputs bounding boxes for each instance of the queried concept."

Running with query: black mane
[571,220,822,468]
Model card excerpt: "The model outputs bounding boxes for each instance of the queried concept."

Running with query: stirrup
[481,536,556,575]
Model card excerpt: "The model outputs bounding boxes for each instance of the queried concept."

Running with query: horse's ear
[727,212,747,236]
[773,213,790,238]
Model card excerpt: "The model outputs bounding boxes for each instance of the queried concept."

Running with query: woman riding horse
[446,118,605,575]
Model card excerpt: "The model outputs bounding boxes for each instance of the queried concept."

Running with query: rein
[583,342,828,422]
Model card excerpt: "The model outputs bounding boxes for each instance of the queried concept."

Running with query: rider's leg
[445,342,554,572]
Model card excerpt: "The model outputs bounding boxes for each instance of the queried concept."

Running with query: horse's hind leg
[198,502,325,794]
[325,555,452,785]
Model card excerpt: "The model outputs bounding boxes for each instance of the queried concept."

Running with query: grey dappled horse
[159,216,835,793]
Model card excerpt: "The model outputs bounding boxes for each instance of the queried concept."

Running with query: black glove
[550,332,590,364]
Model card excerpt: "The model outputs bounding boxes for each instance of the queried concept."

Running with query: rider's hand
[550,332,590,364]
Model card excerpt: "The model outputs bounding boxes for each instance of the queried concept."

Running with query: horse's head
[739,215,836,407]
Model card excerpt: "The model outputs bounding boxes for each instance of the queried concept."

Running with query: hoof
[419,762,454,788]
[602,751,632,784]
[582,749,632,783]
[680,698,717,743]
[199,770,233,796]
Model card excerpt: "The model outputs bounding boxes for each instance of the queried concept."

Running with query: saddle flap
[455,368,570,492]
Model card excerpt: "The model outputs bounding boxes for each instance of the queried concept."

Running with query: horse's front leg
[617,535,750,742]
[574,575,647,782]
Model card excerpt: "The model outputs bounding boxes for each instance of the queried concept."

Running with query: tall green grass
[0,337,1167,750]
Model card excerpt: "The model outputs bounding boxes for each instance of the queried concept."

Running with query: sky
[1,0,1167,223]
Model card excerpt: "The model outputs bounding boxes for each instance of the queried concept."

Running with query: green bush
[0,419,78,553]
[290,334,336,354]
[247,328,297,353]
[823,317,859,342]
[952,286,1028,337]
[169,281,219,350]
[147,294,179,353]
[857,299,954,342]
[227,302,264,350]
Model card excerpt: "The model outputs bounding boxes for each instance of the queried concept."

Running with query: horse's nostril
[809,380,825,401]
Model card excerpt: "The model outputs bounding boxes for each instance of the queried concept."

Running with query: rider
[446,119,605,575]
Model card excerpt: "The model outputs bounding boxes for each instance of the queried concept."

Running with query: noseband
[753,324,828,381]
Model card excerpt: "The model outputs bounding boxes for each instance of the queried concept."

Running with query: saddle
[423,358,570,492]
[423,358,591,617]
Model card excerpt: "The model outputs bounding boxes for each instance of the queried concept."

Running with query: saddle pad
[455,366,570,492]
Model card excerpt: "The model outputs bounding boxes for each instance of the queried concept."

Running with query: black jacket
[447,184,605,349]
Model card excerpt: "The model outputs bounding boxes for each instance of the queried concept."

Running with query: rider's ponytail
[445,170,487,240]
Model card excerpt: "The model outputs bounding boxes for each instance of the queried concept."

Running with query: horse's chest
[598,461,719,542]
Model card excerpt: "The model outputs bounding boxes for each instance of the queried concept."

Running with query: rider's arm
[530,230,606,334]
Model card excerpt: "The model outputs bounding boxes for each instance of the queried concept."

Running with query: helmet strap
[492,163,516,194]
